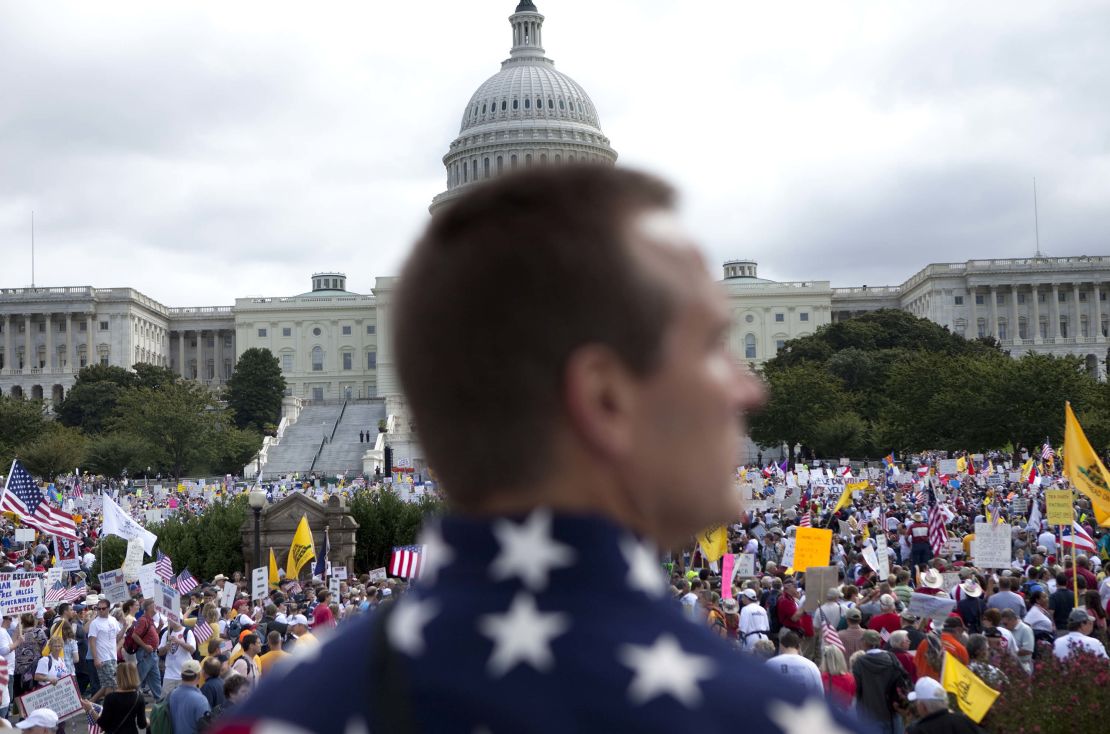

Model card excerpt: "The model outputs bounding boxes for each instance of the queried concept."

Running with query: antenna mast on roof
[31,211,35,289]
[1033,178,1043,258]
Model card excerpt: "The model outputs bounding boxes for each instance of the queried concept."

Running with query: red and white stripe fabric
[798,512,811,528]
[928,505,948,556]
[390,545,424,578]
[1061,522,1097,553]
[822,618,845,652]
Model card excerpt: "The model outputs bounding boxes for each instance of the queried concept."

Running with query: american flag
[798,511,811,528]
[0,656,7,688]
[914,486,927,506]
[821,615,845,652]
[174,568,198,595]
[927,491,948,556]
[156,551,174,581]
[1,460,79,540]
[71,470,83,499]
[390,545,424,578]
[45,581,68,605]
[1041,440,1055,462]
[66,581,87,602]
[86,703,103,734]
[192,620,213,647]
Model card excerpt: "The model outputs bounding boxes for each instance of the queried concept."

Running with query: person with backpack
[158,617,197,701]
[129,599,163,700]
[14,612,47,698]
[160,659,210,734]
[852,630,911,734]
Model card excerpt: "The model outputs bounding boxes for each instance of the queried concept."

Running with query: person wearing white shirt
[1001,609,1036,675]
[1054,608,1109,662]
[1024,591,1055,634]
[1038,530,1058,557]
[766,630,822,697]
[1099,576,1110,612]
[738,589,770,651]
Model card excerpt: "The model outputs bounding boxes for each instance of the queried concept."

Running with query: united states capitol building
[2,1,1108,475]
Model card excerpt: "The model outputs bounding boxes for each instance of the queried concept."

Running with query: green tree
[90,536,128,584]
[210,426,263,476]
[84,432,154,478]
[749,364,847,463]
[349,488,443,572]
[56,380,124,434]
[225,349,285,432]
[111,381,224,478]
[809,412,873,458]
[132,363,179,390]
[148,496,248,579]
[0,395,48,464]
[16,424,87,481]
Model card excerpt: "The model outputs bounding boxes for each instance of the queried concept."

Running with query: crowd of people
[672,453,1110,733]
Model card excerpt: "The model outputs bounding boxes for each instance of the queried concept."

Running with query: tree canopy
[751,309,1106,458]
[225,348,285,433]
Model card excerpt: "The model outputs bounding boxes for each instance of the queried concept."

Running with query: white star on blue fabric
[619,535,666,598]
[767,697,854,734]
[387,595,440,658]
[478,592,570,677]
[489,509,576,591]
[417,522,455,585]
[618,634,715,708]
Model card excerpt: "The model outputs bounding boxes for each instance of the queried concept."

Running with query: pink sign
[168,497,179,509]
[720,554,735,599]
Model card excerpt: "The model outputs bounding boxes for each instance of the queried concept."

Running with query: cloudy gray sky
[2,0,1108,306]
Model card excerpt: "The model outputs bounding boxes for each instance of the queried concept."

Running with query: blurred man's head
[396,166,765,546]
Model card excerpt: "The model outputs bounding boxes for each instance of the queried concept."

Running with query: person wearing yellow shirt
[284,615,318,653]
[258,630,289,676]
[963,531,975,557]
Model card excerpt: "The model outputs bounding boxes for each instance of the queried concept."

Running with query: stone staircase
[314,401,387,476]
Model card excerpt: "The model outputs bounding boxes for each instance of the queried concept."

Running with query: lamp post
[248,487,267,570]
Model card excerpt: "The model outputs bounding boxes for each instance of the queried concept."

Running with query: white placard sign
[972,522,1012,568]
[329,576,341,598]
[137,563,160,600]
[368,567,388,582]
[907,592,957,623]
[153,578,181,623]
[14,528,36,543]
[46,567,64,588]
[331,566,348,580]
[737,553,757,578]
[17,674,83,721]
[862,546,880,573]
[781,538,796,569]
[99,570,130,605]
[937,459,958,475]
[251,567,268,601]
[875,535,890,581]
[0,573,43,616]
[122,539,145,583]
[221,581,238,609]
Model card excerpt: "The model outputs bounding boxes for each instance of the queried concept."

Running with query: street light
[248,487,267,571]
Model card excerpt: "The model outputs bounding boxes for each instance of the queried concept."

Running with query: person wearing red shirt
[867,594,901,637]
[312,590,337,630]
[908,512,932,570]
[1064,557,1098,591]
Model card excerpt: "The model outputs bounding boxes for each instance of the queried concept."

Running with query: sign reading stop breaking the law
[18,675,83,721]
[0,573,43,616]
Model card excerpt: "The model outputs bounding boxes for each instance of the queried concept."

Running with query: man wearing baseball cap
[168,659,211,734]
[738,588,770,651]
[283,614,317,652]
[1053,608,1109,662]
[905,678,981,734]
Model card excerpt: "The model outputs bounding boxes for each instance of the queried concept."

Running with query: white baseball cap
[17,708,59,729]
[290,614,309,626]
[907,677,947,703]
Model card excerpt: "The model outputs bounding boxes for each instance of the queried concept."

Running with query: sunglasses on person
[97,605,109,611]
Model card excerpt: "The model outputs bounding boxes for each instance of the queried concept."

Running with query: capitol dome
[430,1,618,213]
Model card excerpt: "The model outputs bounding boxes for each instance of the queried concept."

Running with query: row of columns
[967,282,1106,342]
[1,312,96,372]
[173,328,234,383]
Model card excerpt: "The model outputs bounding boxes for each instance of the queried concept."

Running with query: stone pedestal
[240,492,358,579]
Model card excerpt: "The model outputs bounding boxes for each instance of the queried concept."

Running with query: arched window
[511,154,518,168]
[1018,317,1028,340]
[554,154,561,163]
[524,98,531,109]
[536,97,542,109]
[540,153,547,164]
[744,334,756,360]
[312,346,324,372]
[525,153,533,166]
[497,155,504,173]
[559,99,565,110]
[512,99,519,110]
[548,98,554,109]
[482,103,487,114]
[484,157,490,178]
[501,100,507,111]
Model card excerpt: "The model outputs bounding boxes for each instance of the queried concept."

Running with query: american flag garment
[1,460,79,540]
[71,472,83,499]
[0,656,7,688]
[174,568,198,595]
[390,545,424,578]
[212,511,869,734]
[156,550,174,581]
[927,493,949,556]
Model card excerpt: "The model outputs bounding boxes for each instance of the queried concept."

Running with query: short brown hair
[395,165,675,504]
[115,662,140,692]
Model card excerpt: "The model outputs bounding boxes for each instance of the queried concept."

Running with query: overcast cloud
[1,0,1108,305]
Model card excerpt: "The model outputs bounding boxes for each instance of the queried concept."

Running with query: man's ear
[562,345,639,460]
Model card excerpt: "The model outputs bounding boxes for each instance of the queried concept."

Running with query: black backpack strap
[368,603,418,734]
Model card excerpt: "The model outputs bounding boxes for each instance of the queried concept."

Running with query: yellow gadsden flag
[269,547,281,588]
[285,515,317,580]
[698,526,728,564]
[941,651,999,724]
[832,482,865,515]
[1064,402,1110,527]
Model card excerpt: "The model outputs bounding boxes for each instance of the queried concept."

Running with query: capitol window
[548,98,554,109]
[800,312,809,322]
[975,295,984,305]
[559,99,565,110]
[774,313,785,322]
[342,325,352,335]
[313,327,322,336]
[745,314,754,323]
[366,324,376,335]
[282,327,291,337]
[99,321,109,331]
[744,334,757,360]
[258,328,267,337]
[775,340,786,352]
[513,99,518,110]
[312,347,324,371]
[501,100,507,111]
[342,352,352,371]
[281,354,293,372]
[524,98,530,109]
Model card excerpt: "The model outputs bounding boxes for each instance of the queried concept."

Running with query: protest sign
[792,527,833,572]
[986,474,1003,487]
[137,563,160,600]
[154,578,181,623]
[736,553,757,578]
[46,567,63,587]
[938,459,958,475]
[122,539,145,582]
[972,522,1012,568]
[862,546,881,573]
[331,566,348,580]
[14,528,35,543]
[0,573,43,616]
[781,538,796,569]
[941,572,961,593]
[803,566,839,613]
[907,592,957,623]
[1045,490,1073,526]
[251,567,268,601]
[1010,498,1029,516]
[875,535,891,581]
[1007,472,1021,483]
[221,581,238,609]
[329,576,341,598]
[145,509,163,525]
[368,567,388,582]
[837,520,852,539]
[17,675,82,721]
[943,538,963,557]
[99,570,129,605]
